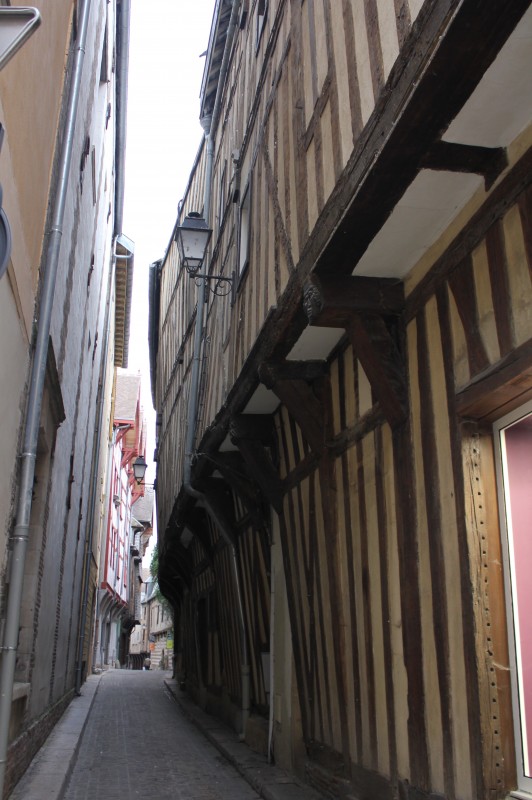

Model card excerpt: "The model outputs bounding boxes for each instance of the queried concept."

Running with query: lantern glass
[176,213,212,275]
[133,455,147,485]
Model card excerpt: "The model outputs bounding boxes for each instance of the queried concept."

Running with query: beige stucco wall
[0,1,73,593]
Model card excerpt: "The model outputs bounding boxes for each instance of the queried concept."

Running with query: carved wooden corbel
[303,274,403,327]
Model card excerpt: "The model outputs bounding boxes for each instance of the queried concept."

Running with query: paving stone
[165,680,325,800]
[10,670,325,800]
[62,670,259,800]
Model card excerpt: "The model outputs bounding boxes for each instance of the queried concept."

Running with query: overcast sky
[123,0,215,483]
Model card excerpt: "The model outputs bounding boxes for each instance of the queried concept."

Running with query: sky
[123,0,215,485]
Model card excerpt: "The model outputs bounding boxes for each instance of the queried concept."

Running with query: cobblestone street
[62,670,259,800]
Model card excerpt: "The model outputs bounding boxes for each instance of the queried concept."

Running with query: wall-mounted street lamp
[132,456,157,490]
[133,455,148,486]
[175,212,233,297]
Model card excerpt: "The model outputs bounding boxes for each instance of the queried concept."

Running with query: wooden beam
[185,508,214,565]
[229,417,284,514]
[259,359,328,384]
[406,148,532,322]
[258,368,326,455]
[421,140,508,189]
[207,452,272,539]
[229,414,277,446]
[300,275,408,430]
[198,477,238,548]
[303,274,404,327]
[207,452,261,502]
[327,405,385,457]
[159,541,192,595]
[314,0,530,278]
[346,315,407,429]
[162,1,530,544]
[455,338,532,422]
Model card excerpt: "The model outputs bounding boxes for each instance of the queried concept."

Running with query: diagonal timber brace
[303,274,408,429]
[346,314,407,429]
[196,477,239,549]
[206,452,272,540]
[259,362,327,455]
[185,508,215,565]
[229,415,284,514]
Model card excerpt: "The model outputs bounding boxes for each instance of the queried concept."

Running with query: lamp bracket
[192,273,234,297]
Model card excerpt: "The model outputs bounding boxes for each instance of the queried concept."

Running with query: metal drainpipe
[182,0,250,739]
[0,0,93,792]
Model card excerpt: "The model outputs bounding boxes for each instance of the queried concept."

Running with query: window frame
[237,175,252,284]
[256,0,268,50]
[218,159,227,235]
[494,399,532,796]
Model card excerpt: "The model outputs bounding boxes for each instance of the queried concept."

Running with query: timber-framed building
[149,2,532,798]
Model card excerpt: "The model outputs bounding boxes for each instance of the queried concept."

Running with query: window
[91,146,96,205]
[494,400,532,795]
[237,178,251,278]
[218,160,227,234]
[100,16,109,83]
[256,0,268,48]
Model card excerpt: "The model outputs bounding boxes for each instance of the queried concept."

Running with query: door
[494,400,532,796]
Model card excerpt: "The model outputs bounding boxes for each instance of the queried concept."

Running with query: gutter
[182,0,250,739]
[0,0,93,792]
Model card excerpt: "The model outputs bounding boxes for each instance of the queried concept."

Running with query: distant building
[93,370,146,670]
[143,579,173,672]
[128,491,154,669]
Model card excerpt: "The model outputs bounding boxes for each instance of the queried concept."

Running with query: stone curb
[164,679,324,800]
[9,673,103,800]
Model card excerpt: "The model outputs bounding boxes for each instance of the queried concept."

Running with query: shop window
[494,399,532,795]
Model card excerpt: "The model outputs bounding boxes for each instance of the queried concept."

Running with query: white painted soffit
[355,170,483,279]
[355,6,532,281]
[243,383,280,414]
[444,5,532,148]
[218,384,282,448]
[218,436,239,452]
[287,326,344,361]
[222,8,532,409]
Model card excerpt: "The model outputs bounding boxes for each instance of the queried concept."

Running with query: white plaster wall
[0,0,73,597]
[28,0,117,715]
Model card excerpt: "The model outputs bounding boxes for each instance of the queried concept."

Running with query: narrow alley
[3,3,532,799]
[12,670,323,800]
[62,670,258,800]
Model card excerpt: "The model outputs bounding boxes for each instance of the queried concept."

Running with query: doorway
[494,400,532,796]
